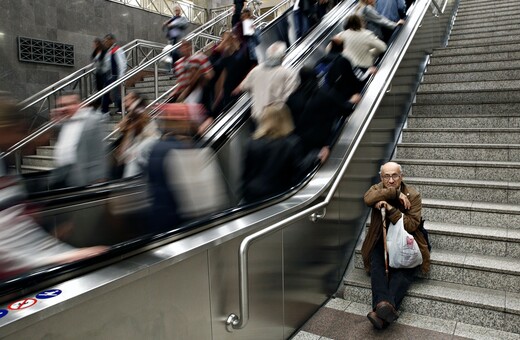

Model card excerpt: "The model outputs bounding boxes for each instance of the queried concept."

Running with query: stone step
[133,79,175,88]
[142,75,173,82]
[422,197,520,229]
[406,115,520,128]
[402,127,520,144]
[447,34,520,48]
[428,51,520,68]
[36,145,55,157]
[411,102,520,116]
[448,28,520,43]
[423,69,520,84]
[343,268,520,334]
[333,298,520,340]
[457,0,510,10]
[406,176,520,205]
[452,21,520,36]
[22,155,54,168]
[415,89,520,105]
[352,246,520,293]
[20,164,54,173]
[454,7,520,22]
[426,59,520,74]
[131,85,173,94]
[431,42,520,58]
[419,79,520,93]
[396,142,520,162]
[425,221,520,259]
[395,158,520,182]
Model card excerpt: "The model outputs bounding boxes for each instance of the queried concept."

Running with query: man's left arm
[115,50,127,78]
[387,191,422,233]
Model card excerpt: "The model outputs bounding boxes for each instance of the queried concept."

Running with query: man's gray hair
[266,41,287,62]
[379,162,403,175]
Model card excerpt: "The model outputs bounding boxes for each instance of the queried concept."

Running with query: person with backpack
[101,33,127,115]
[355,0,404,42]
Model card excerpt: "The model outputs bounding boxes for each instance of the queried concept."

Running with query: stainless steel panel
[209,230,284,339]
[2,251,212,340]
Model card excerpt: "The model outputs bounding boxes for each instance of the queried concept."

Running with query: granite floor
[290,298,520,340]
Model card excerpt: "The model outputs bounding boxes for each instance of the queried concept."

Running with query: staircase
[341,0,520,337]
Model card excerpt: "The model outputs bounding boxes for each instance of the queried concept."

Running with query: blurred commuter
[232,0,246,28]
[314,37,344,86]
[296,40,362,164]
[355,0,404,42]
[113,92,160,178]
[0,97,107,280]
[163,5,189,46]
[233,41,299,122]
[101,33,127,115]
[377,0,407,42]
[91,37,108,92]
[147,114,228,232]
[51,92,107,188]
[170,40,214,105]
[337,15,387,82]
[162,5,189,66]
[285,66,319,124]
[233,9,260,66]
[242,103,304,203]
[293,0,315,39]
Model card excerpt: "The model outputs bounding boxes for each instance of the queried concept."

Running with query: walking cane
[381,206,389,280]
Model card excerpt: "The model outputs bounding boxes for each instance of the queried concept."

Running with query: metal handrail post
[15,150,22,174]
[154,63,159,100]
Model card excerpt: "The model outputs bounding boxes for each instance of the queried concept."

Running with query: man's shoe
[367,311,386,330]
[375,301,398,323]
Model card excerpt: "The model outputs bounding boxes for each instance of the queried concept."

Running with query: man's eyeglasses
[382,174,401,181]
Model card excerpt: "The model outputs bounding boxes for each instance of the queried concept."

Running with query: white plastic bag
[386,216,422,268]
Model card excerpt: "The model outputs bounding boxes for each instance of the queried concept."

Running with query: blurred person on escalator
[241,103,305,204]
[0,97,107,281]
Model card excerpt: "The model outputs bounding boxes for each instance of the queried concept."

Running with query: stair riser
[132,85,173,93]
[448,29,520,43]
[134,80,174,88]
[427,60,520,74]
[415,91,520,104]
[399,163,520,182]
[36,148,54,157]
[402,130,520,144]
[424,70,520,84]
[430,234,520,259]
[419,80,520,93]
[455,8,520,21]
[396,146,520,162]
[412,103,520,116]
[423,205,520,230]
[452,22,520,35]
[352,252,519,291]
[142,76,173,82]
[410,182,520,205]
[432,43,520,57]
[406,116,520,129]
[343,285,519,333]
[448,35,520,47]
[363,130,395,143]
[23,158,54,167]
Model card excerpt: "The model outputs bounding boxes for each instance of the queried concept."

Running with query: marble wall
[0,0,173,101]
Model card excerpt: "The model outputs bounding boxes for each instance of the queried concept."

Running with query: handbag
[386,216,423,268]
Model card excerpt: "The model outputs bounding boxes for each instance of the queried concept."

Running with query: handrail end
[226,313,240,332]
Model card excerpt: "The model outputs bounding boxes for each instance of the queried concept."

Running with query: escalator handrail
[226,0,436,330]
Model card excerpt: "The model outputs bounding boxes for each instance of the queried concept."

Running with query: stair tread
[395,158,520,168]
[354,246,520,275]
[423,198,520,214]
[23,155,54,160]
[398,142,520,149]
[406,176,520,189]
[426,221,520,242]
[344,268,520,314]
[20,165,54,171]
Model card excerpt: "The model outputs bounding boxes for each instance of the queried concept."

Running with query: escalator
[0,0,457,338]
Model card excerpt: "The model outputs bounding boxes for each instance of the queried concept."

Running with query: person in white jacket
[336,14,387,82]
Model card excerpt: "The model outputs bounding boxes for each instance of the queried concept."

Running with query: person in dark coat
[295,38,362,163]
[242,103,304,204]
[285,66,320,124]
